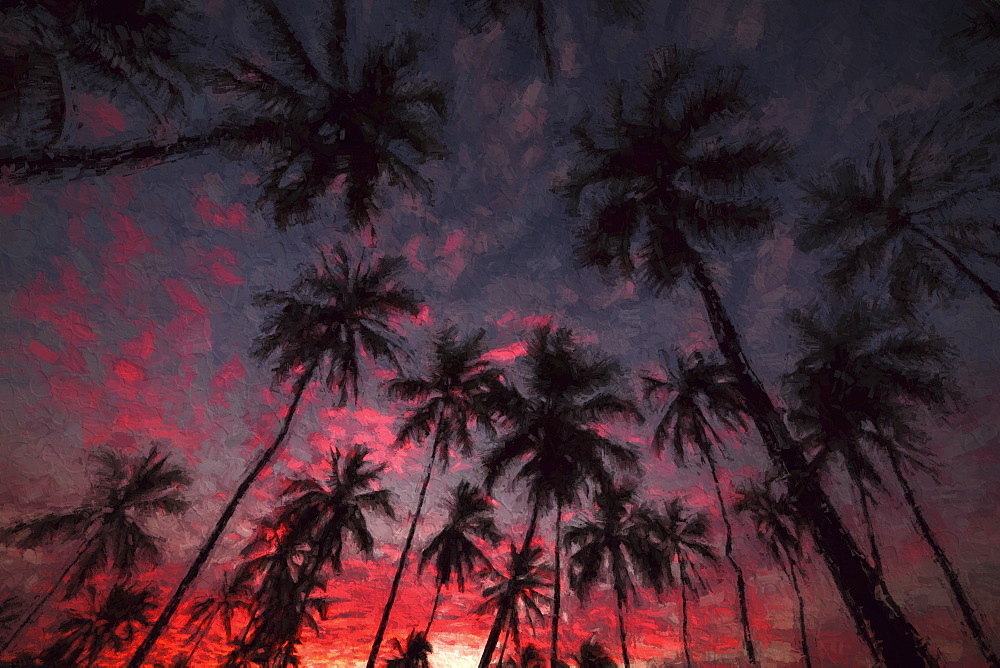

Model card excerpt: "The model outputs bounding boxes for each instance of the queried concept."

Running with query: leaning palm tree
[734,478,812,668]
[128,247,421,668]
[651,498,717,668]
[237,445,395,667]
[367,327,505,667]
[0,443,190,656]
[418,480,502,636]
[40,582,158,667]
[4,10,449,231]
[643,349,756,663]
[560,43,933,665]
[797,110,1000,315]
[475,544,552,668]
[784,298,999,666]
[481,325,641,667]
[385,628,432,668]
[564,481,662,668]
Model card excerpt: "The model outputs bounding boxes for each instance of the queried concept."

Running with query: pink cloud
[76,94,126,141]
[0,183,30,216]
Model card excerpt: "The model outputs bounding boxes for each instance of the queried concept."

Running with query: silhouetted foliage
[385,628,432,668]
[569,638,617,668]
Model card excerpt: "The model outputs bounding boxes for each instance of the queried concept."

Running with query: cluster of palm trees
[2,0,999,665]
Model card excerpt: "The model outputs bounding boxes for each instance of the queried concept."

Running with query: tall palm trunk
[680,562,691,668]
[914,228,1000,314]
[614,578,631,668]
[550,499,563,666]
[0,526,100,655]
[704,451,755,664]
[857,484,886,581]
[425,582,443,637]
[687,256,935,666]
[888,451,1000,666]
[366,418,445,668]
[478,502,540,668]
[497,626,511,667]
[128,361,318,668]
[787,557,812,668]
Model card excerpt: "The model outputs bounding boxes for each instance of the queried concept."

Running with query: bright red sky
[1,0,999,666]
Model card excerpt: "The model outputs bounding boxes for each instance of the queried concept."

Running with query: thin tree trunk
[889,452,1000,667]
[425,582,443,637]
[497,625,511,667]
[479,502,540,668]
[533,0,556,81]
[916,229,1000,314]
[128,361,318,668]
[680,565,691,668]
[705,453,756,664]
[550,499,562,666]
[366,419,445,668]
[182,610,215,667]
[787,557,812,668]
[858,485,885,581]
[0,528,100,654]
[616,589,631,668]
[687,256,935,667]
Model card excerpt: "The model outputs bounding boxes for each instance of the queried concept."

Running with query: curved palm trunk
[0,528,100,655]
[687,257,935,667]
[479,502,541,668]
[366,425,444,668]
[704,453,756,664]
[425,582,444,637]
[888,452,1000,666]
[787,557,812,668]
[550,499,563,666]
[680,563,692,668]
[915,229,1000,314]
[614,585,631,668]
[128,361,318,668]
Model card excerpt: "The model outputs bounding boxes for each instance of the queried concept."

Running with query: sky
[1,0,998,666]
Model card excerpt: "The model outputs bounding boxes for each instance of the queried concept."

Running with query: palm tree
[418,480,502,636]
[451,0,646,81]
[734,478,812,668]
[564,481,662,668]
[651,498,716,668]
[40,582,158,667]
[560,43,934,665]
[481,325,641,667]
[569,638,617,668]
[643,348,756,663]
[784,298,999,666]
[178,570,253,667]
[385,628,432,668]
[0,0,198,148]
[475,544,552,668]
[499,642,546,668]
[797,111,1000,315]
[128,247,421,668]
[237,445,395,667]
[0,596,23,640]
[0,443,190,656]
[4,9,449,230]
[367,327,505,667]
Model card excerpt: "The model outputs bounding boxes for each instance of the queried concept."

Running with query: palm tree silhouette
[475,544,552,668]
[499,641,546,668]
[560,43,933,665]
[178,570,253,668]
[1,0,198,148]
[0,443,190,657]
[40,582,158,667]
[367,327,505,667]
[643,348,756,663]
[451,0,646,81]
[4,14,448,230]
[734,477,813,668]
[385,628,432,668]
[563,480,662,668]
[481,325,641,667]
[0,596,23,640]
[569,637,617,668]
[418,480,502,636]
[784,298,999,666]
[235,445,395,667]
[797,111,1000,315]
[650,498,716,668]
[128,247,420,668]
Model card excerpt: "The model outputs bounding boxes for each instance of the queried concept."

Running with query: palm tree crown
[475,543,553,652]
